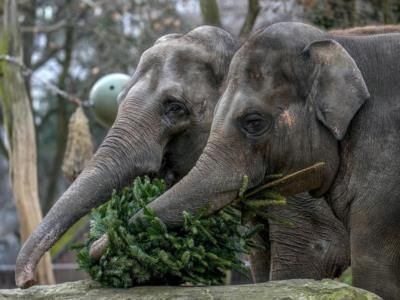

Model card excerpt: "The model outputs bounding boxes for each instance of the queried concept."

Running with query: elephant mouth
[159,155,180,187]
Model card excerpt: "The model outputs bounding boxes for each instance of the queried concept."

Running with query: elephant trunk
[133,138,260,228]
[15,107,162,288]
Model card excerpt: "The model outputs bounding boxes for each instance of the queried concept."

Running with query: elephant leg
[268,193,350,280]
[229,218,270,284]
[248,218,270,283]
[350,198,400,300]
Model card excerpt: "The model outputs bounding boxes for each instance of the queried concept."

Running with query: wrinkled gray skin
[16,26,349,289]
[137,23,400,299]
[15,26,236,288]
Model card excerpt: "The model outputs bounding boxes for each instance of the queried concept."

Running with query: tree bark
[199,0,221,26]
[43,21,74,213]
[0,0,55,285]
[382,0,392,24]
[20,0,36,97]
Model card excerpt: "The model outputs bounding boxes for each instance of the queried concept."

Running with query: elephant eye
[163,99,188,119]
[240,113,271,136]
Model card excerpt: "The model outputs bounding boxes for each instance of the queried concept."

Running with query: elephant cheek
[278,109,295,129]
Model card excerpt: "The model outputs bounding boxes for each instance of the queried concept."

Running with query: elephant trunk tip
[15,263,36,289]
[15,227,59,289]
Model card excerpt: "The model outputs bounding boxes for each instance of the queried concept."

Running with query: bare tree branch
[0,54,84,106]
[32,46,62,70]
[21,19,67,33]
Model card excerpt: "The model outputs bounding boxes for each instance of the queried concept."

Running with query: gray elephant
[128,23,400,299]
[15,26,350,288]
[15,26,234,288]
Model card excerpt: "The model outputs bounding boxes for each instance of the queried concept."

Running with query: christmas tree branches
[76,177,262,288]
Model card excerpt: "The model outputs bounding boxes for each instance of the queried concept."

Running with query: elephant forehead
[144,41,212,67]
[132,43,218,94]
[230,45,282,83]
[250,22,324,50]
[231,22,325,72]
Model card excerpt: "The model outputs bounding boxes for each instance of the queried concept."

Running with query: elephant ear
[303,39,370,140]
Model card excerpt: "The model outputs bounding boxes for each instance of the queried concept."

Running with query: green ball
[89,73,130,128]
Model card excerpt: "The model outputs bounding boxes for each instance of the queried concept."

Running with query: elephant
[15,24,353,288]
[15,26,236,288]
[130,23,400,299]
[87,24,400,281]
[15,24,351,290]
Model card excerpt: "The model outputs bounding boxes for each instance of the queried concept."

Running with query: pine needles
[76,163,326,288]
[76,176,264,288]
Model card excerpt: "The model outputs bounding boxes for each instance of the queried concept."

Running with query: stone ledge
[0,279,381,300]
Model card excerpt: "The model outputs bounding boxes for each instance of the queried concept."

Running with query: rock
[0,279,381,300]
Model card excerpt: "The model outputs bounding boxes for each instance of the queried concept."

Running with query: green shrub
[76,176,264,288]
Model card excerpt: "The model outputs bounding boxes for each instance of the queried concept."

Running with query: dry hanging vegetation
[62,106,93,182]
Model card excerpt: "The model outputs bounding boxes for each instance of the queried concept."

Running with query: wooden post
[0,0,55,285]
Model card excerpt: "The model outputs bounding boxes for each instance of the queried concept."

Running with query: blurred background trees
[0,0,399,287]
[303,0,400,29]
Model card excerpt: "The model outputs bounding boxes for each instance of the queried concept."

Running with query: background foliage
[77,176,260,288]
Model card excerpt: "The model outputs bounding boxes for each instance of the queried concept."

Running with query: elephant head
[15,26,237,288]
[135,22,369,227]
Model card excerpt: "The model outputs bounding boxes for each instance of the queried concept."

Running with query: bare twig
[0,54,85,106]
[31,46,62,70]
[21,20,67,33]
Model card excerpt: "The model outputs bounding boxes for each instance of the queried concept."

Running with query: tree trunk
[0,0,55,285]
[239,0,261,38]
[19,0,36,98]
[199,0,221,26]
[43,21,74,213]
[382,0,392,24]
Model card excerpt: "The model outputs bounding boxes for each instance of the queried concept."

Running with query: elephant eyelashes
[239,113,271,137]
[163,99,189,119]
